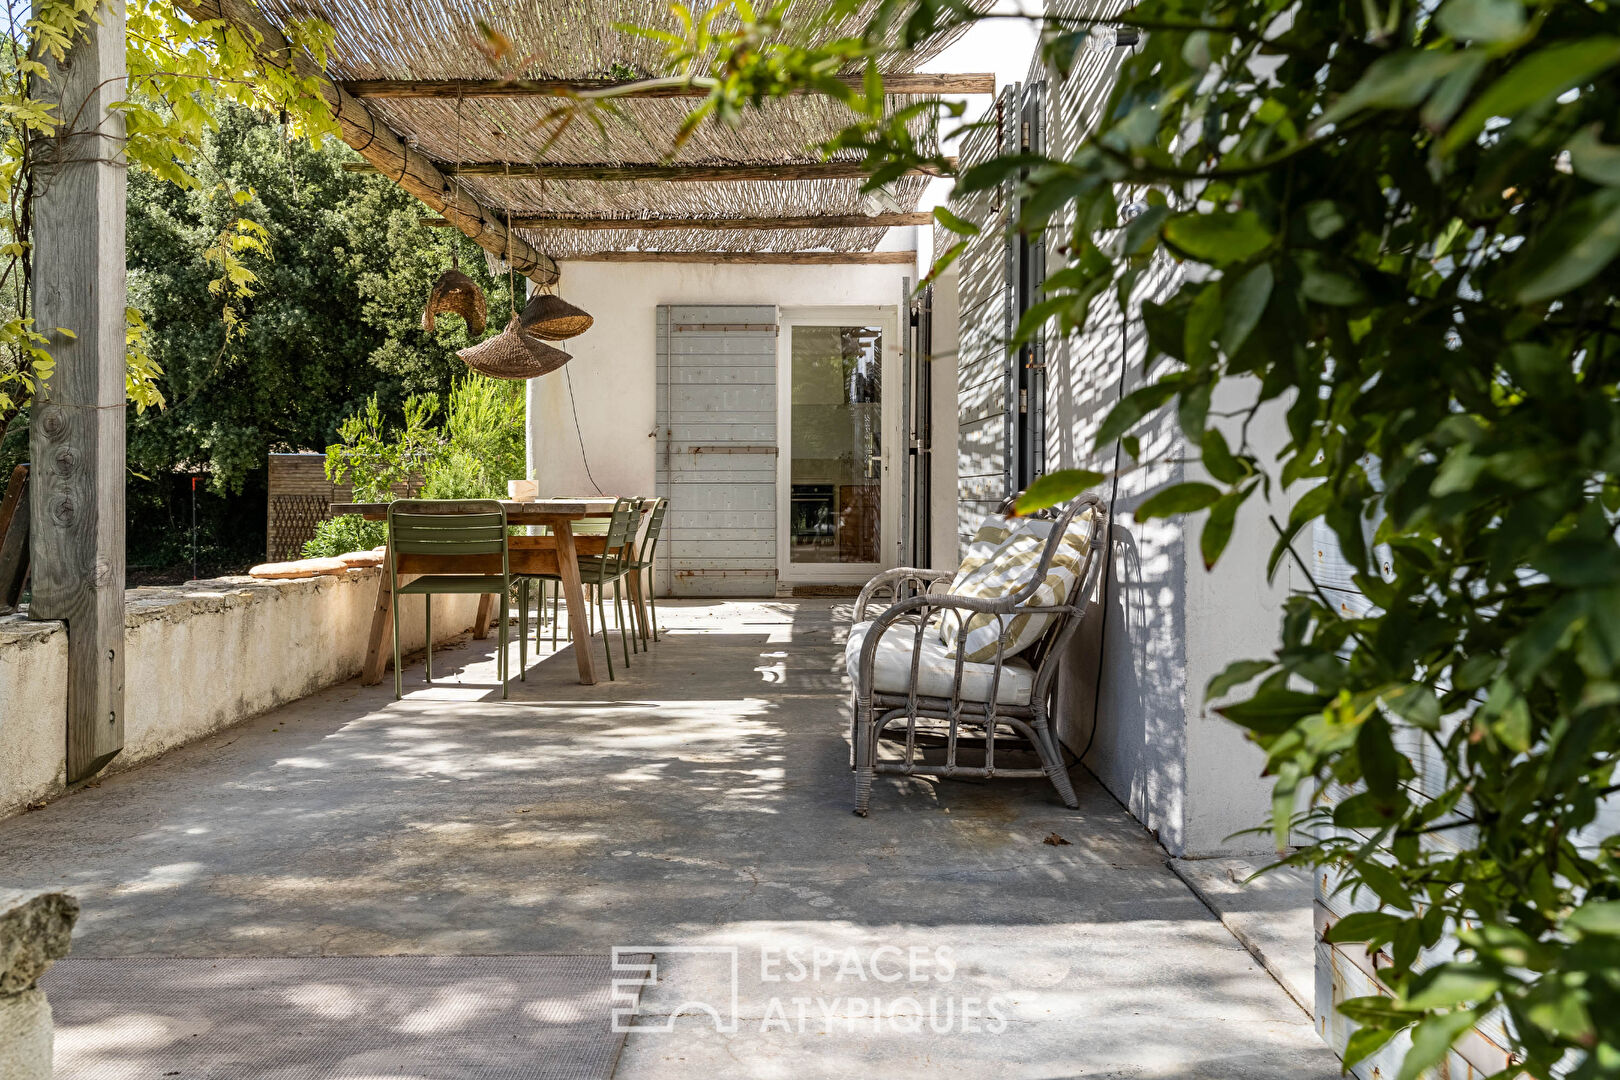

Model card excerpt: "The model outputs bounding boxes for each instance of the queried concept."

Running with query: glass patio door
[785,319,887,575]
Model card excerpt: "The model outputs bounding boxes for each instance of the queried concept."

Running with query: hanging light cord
[564,363,604,495]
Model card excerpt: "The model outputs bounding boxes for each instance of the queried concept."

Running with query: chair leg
[1030,704,1079,809]
[647,568,659,643]
[625,579,640,655]
[551,585,560,649]
[518,579,528,681]
[629,570,649,649]
[392,588,403,700]
[615,583,632,666]
[597,587,615,681]
[424,593,433,684]
[853,691,876,817]
[499,581,510,700]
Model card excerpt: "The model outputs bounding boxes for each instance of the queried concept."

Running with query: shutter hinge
[1019,388,1028,414]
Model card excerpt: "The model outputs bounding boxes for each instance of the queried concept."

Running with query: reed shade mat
[421,266,487,336]
[458,314,571,380]
[521,292,594,340]
[42,953,651,1080]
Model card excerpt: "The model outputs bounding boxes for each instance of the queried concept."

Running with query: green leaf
[1162,212,1274,266]
[1201,489,1243,569]
[1095,379,1179,447]
[1298,254,1367,306]
[1358,712,1401,800]
[1217,688,1331,734]
[1343,1025,1402,1070]
[1567,901,1620,937]
[1568,124,1620,186]
[1436,0,1526,42]
[1404,964,1501,1010]
[1200,428,1247,484]
[1531,538,1620,586]
[1014,469,1105,514]
[1397,1010,1479,1080]
[932,205,980,237]
[1320,50,1471,126]
[1219,263,1273,356]
[1325,910,1403,944]
[1443,38,1620,156]
[1136,481,1221,519]
[1206,659,1274,701]
[1381,684,1441,731]
[1512,188,1620,303]
[1301,200,1346,240]
[1268,483,1333,580]
[956,153,1048,194]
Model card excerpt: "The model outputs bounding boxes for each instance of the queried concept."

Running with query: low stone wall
[0,569,483,819]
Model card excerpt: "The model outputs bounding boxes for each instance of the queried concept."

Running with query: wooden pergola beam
[418,211,933,231]
[569,250,917,264]
[344,73,997,99]
[345,159,954,182]
[173,1,558,284]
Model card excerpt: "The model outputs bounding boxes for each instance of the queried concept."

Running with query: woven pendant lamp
[421,264,488,336]
[520,292,593,340]
[457,315,571,380]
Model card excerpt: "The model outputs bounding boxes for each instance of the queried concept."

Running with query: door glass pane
[790,324,882,565]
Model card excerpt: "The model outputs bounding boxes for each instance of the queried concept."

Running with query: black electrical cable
[1069,316,1130,768]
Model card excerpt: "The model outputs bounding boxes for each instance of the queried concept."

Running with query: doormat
[41,953,651,1080]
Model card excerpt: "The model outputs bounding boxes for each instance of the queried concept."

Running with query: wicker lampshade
[421,268,488,337]
[520,292,594,340]
[457,315,571,380]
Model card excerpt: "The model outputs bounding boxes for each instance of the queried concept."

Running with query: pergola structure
[187,0,986,268]
[33,0,986,781]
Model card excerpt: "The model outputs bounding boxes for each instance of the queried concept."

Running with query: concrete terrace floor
[2,599,1339,1079]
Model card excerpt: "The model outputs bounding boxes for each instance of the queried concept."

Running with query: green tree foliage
[0,0,339,446]
[642,1,1620,1075]
[126,105,517,496]
[306,375,526,558]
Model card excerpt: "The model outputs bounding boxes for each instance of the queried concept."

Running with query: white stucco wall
[0,572,480,819]
[525,257,916,509]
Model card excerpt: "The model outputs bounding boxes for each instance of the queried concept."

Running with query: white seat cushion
[846,621,1034,707]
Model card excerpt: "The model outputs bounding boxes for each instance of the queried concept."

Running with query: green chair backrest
[388,500,509,564]
[637,497,668,564]
[604,497,639,554]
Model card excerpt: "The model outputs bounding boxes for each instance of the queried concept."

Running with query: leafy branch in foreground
[657,1,1620,1076]
[0,0,339,451]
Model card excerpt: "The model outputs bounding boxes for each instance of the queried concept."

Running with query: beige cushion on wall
[938,509,1094,663]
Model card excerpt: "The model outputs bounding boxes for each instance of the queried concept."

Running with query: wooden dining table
[331,498,641,687]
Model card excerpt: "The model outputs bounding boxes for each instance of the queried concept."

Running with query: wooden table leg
[473,593,495,640]
[554,520,597,685]
[361,551,396,686]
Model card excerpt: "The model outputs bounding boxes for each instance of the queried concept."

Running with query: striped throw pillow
[938,510,1094,663]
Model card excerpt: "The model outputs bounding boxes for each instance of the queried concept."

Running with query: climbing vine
[642,1,1620,1076]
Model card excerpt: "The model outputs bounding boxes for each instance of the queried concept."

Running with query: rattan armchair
[847,493,1107,816]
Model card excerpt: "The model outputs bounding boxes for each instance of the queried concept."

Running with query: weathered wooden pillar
[28,1,127,782]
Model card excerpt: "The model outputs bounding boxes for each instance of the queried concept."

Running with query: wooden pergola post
[29,0,127,782]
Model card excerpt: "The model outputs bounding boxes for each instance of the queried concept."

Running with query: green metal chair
[523,497,641,681]
[388,499,511,700]
[625,496,668,646]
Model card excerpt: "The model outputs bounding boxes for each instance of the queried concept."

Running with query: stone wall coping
[0,566,384,644]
